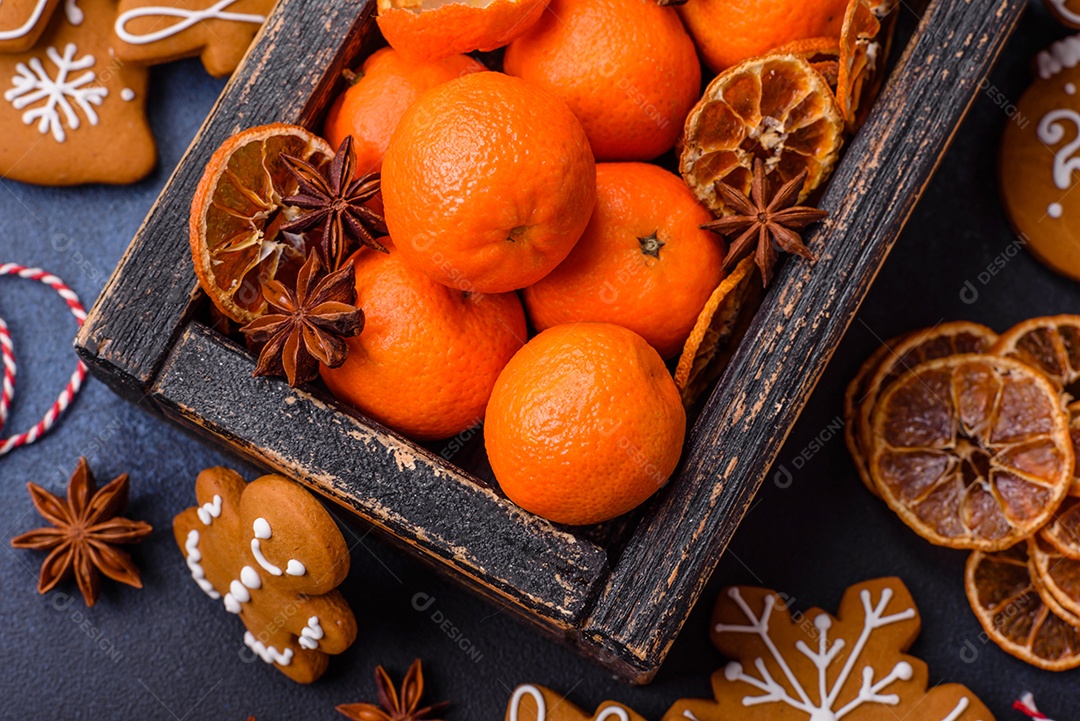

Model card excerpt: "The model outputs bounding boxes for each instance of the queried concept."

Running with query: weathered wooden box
[75,0,1024,683]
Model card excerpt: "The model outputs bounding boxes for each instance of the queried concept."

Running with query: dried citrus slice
[376,0,546,62]
[774,37,841,89]
[836,0,881,131]
[190,123,334,323]
[966,544,1080,670]
[1040,496,1080,558]
[1029,534,1080,621]
[854,322,998,493]
[843,333,906,494]
[870,354,1073,550]
[674,256,757,407]
[993,315,1080,394]
[679,54,844,216]
[1030,546,1080,627]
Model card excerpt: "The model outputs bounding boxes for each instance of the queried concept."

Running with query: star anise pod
[281,135,388,271]
[702,158,829,287]
[240,251,365,387]
[337,659,449,721]
[10,457,153,606]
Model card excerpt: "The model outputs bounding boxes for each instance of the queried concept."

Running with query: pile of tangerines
[190,0,895,526]
[845,315,1080,671]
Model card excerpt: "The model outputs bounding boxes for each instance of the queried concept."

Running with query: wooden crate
[75,0,1025,683]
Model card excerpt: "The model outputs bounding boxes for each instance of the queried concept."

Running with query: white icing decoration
[1068,83,1077,95]
[120,87,135,101]
[184,529,220,599]
[249,517,308,577]
[4,43,107,142]
[240,565,260,589]
[682,714,700,721]
[197,494,222,525]
[298,616,324,650]
[1038,34,1080,80]
[0,0,51,41]
[1049,0,1080,26]
[509,685,545,721]
[64,0,83,25]
[714,587,931,720]
[940,697,970,721]
[114,0,265,45]
[1037,107,1080,223]
[595,709,629,721]
[243,631,293,666]
[1050,202,1064,218]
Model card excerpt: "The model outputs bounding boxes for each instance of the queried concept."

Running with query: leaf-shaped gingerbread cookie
[174,467,357,683]
[663,578,995,721]
[506,684,648,721]
[111,0,275,77]
[0,0,154,185]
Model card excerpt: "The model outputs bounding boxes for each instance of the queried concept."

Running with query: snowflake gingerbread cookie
[663,578,994,721]
[0,0,154,185]
[174,467,357,684]
[111,0,275,77]
[505,684,648,721]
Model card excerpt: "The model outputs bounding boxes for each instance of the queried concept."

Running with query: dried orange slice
[1040,497,1080,558]
[376,0,546,62]
[674,256,758,407]
[679,54,844,216]
[190,124,334,323]
[843,333,906,494]
[1030,549,1080,628]
[836,0,881,131]
[993,315,1080,394]
[853,322,998,493]
[1029,534,1080,620]
[966,544,1080,670]
[870,354,1073,550]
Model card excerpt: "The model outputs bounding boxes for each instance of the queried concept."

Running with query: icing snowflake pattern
[5,43,107,142]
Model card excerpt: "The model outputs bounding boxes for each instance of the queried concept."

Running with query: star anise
[10,457,153,606]
[337,659,449,721]
[240,251,365,387]
[702,158,829,287]
[281,135,388,271]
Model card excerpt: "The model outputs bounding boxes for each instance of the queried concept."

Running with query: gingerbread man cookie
[111,0,275,77]
[0,0,69,52]
[1001,34,1080,281]
[506,685,648,721]
[663,578,994,721]
[174,467,357,683]
[0,0,155,185]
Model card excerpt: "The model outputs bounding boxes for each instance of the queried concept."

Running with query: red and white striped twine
[1014,693,1055,721]
[0,264,87,456]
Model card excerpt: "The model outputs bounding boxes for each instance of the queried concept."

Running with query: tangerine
[321,240,527,441]
[523,162,725,360]
[376,0,547,62]
[323,48,486,177]
[678,0,849,73]
[485,323,686,526]
[503,0,700,161]
[381,72,596,294]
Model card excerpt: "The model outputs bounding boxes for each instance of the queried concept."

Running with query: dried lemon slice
[993,314,1080,393]
[674,256,757,407]
[680,54,844,216]
[870,354,1073,550]
[852,322,998,495]
[190,123,334,323]
[966,544,1080,670]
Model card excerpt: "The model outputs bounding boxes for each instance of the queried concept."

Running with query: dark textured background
[1,4,1078,719]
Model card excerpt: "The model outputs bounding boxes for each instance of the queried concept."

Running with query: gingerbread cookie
[0,0,154,185]
[0,0,69,52]
[1001,34,1080,281]
[663,578,994,721]
[1047,0,1080,29]
[506,685,648,721]
[111,0,274,77]
[174,467,357,683]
